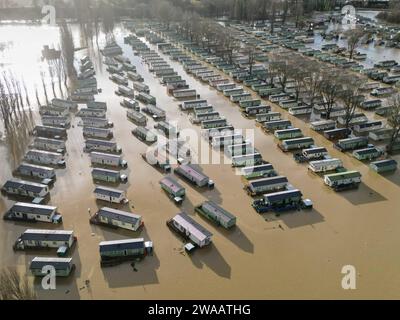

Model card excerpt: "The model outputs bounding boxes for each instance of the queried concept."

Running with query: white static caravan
[25,149,65,167]
[5,203,61,223]
[211,134,244,148]
[109,74,128,86]
[127,109,147,125]
[201,118,228,129]
[51,98,77,111]
[172,89,197,98]
[132,82,150,93]
[121,98,139,110]
[116,85,135,98]
[14,229,75,250]
[310,120,336,132]
[170,213,212,247]
[231,153,263,167]
[15,163,56,180]
[308,158,343,173]
[81,117,113,129]
[77,108,106,118]
[174,164,213,188]
[85,139,122,154]
[94,186,128,204]
[302,147,329,160]
[30,257,74,277]
[353,121,383,134]
[191,111,220,124]
[83,127,113,140]
[39,105,69,117]
[94,207,142,231]
[41,116,70,128]
[34,125,67,140]
[180,99,208,111]
[2,179,49,198]
[33,137,66,153]
[256,112,282,123]
[90,152,127,168]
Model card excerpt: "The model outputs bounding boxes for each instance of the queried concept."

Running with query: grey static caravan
[263,120,292,132]
[127,71,144,82]
[25,149,65,167]
[33,137,66,153]
[94,186,128,204]
[274,128,303,140]
[77,108,106,118]
[115,85,135,98]
[310,120,336,132]
[239,99,262,109]
[39,106,69,117]
[159,176,186,204]
[179,99,208,110]
[195,201,236,229]
[132,82,150,93]
[369,128,392,142]
[15,163,56,181]
[280,100,299,110]
[142,105,166,121]
[256,112,282,123]
[335,137,369,152]
[30,257,74,277]
[92,207,142,231]
[202,125,235,139]
[352,147,383,161]
[231,153,263,167]
[161,75,182,84]
[371,87,396,97]
[193,105,214,114]
[99,238,152,264]
[289,105,313,115]
[269,93,291,103]
[106,65,123,74]
[324,128,352,140]
[210,78,230,87]
[87,101,107,110]
[230,93,252,103]
[2,179,49,198]
[279,137,314,152]
[92,168,127,184]
[361,99,382,110]
[168,212,212,248]
[337,113,368,126]
[302,147,329,160]
[136,92,156,105]
[225,142,256,158]
[41,116,70,128]
[127,109,147,125]
[155,68,177,77]
[223,87,243,97]
[174,164,214,188]
[78,68,95,80]
[353,121,383,134]
[172,89,197,98]
[34,125,67,139]
[201,118,228,129]
[211,133,244,148]
[14,229,75,251]
[83,127,113,140]
[370,159,398,173]
[51,98,77,111]
[90,152,128,168]
[85,139,122,154]
[246,176,288,196]
[154,121,179,137]
[241,164,276,179]
[4,202,61,223]
[70,92,95,102]
[243,105,271,117]
[121,98,139,110]
[81,117,113,128]
[132,126,158,143]
[191,111,221,124]
[308,158,343,173]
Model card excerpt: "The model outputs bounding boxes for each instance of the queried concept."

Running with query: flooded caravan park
[1,22,400,300]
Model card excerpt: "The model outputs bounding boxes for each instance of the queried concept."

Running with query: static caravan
[90,152,127,168]
[337,113,368,126]
[308,158,343,173]
[225,142,255,158]
[1,179,49,198]
[201,118,228,129]
[324,171,362,191]
[77,108,106,118]
[230,92,253,103]
[70,92,95,102]
[210,78,230,87]
[174,164,213,188]
[241,164,276,179]
[120,99,139,111]
[370,159,397,173]
[180,99,208,111]
[168,213,212,247]
[106,65,123,75]
[136,92,156,105]
[25,149,65,167]
[14,229,75,251]
[302,147,329,160]
[192,111,220,124]
[85,139,122,154]
[246,176,288,196]
[202,126,235,139]
[127,71,143,82]
[223,87,243,97]
[51,98,77,111]
[92,168,127,184]
[353,121,383,134]
[39,106,69,117]
[87,101,107,110]
[193,105,214,114]
[33,137,65,153]
[371,87,396,97]
[279,100,299,110]
[30,257,74,277]
[15,163,56,181]
[243,105,270,117]
[94,186,127,204]
[369,128,392,142]
[110,74,129,86]
[159,176,186,204]
[81,117,113,129]
[324,128,351,140]
[256,112,282,123]
[211,134,244,148]
[132,82,150,93]
[252,189,303,213]
[34,125,67,139]
[41,116,70,128]
[142,105,166,121]
[279,137,314,152]
[93,207,142,231]
[310,120,336,132]
[361,99,382,110]
[353,147,383,161]
[4,202,61,223]
[127,109,147,125]
[132,126,158,143]
[83,127,113,140]
[263,120,292,132]
[335,137,369,151]
[274,128,303,140]
[239,99,262,109]
[154,121,179,137]
[99,238,151,264]
[155,68,176,77]
[269,93,291,103]
[172,89,197,98]
[195,201,236,229]
[115,85,135,98]
[231,153,263,167]
[289,105,312,115]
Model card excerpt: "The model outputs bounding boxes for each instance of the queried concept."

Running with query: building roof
[176,164,209,182]
[99,238,144,253]
[10,202,57,216]
[3,179,47,193]
[200,201,236,224]
[173,213,212,242]
[97,207,141,225]
[21,229,73,242]
[94,186,124,198]
[30,257,72,270]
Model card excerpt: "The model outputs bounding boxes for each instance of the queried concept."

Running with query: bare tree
[0,267,36,300]
[340,75,366,128]
[387,94,400,154]
[317,70,343,119]
[344,27,368,60]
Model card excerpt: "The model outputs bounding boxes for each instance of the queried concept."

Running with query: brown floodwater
[1,23,400,300]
